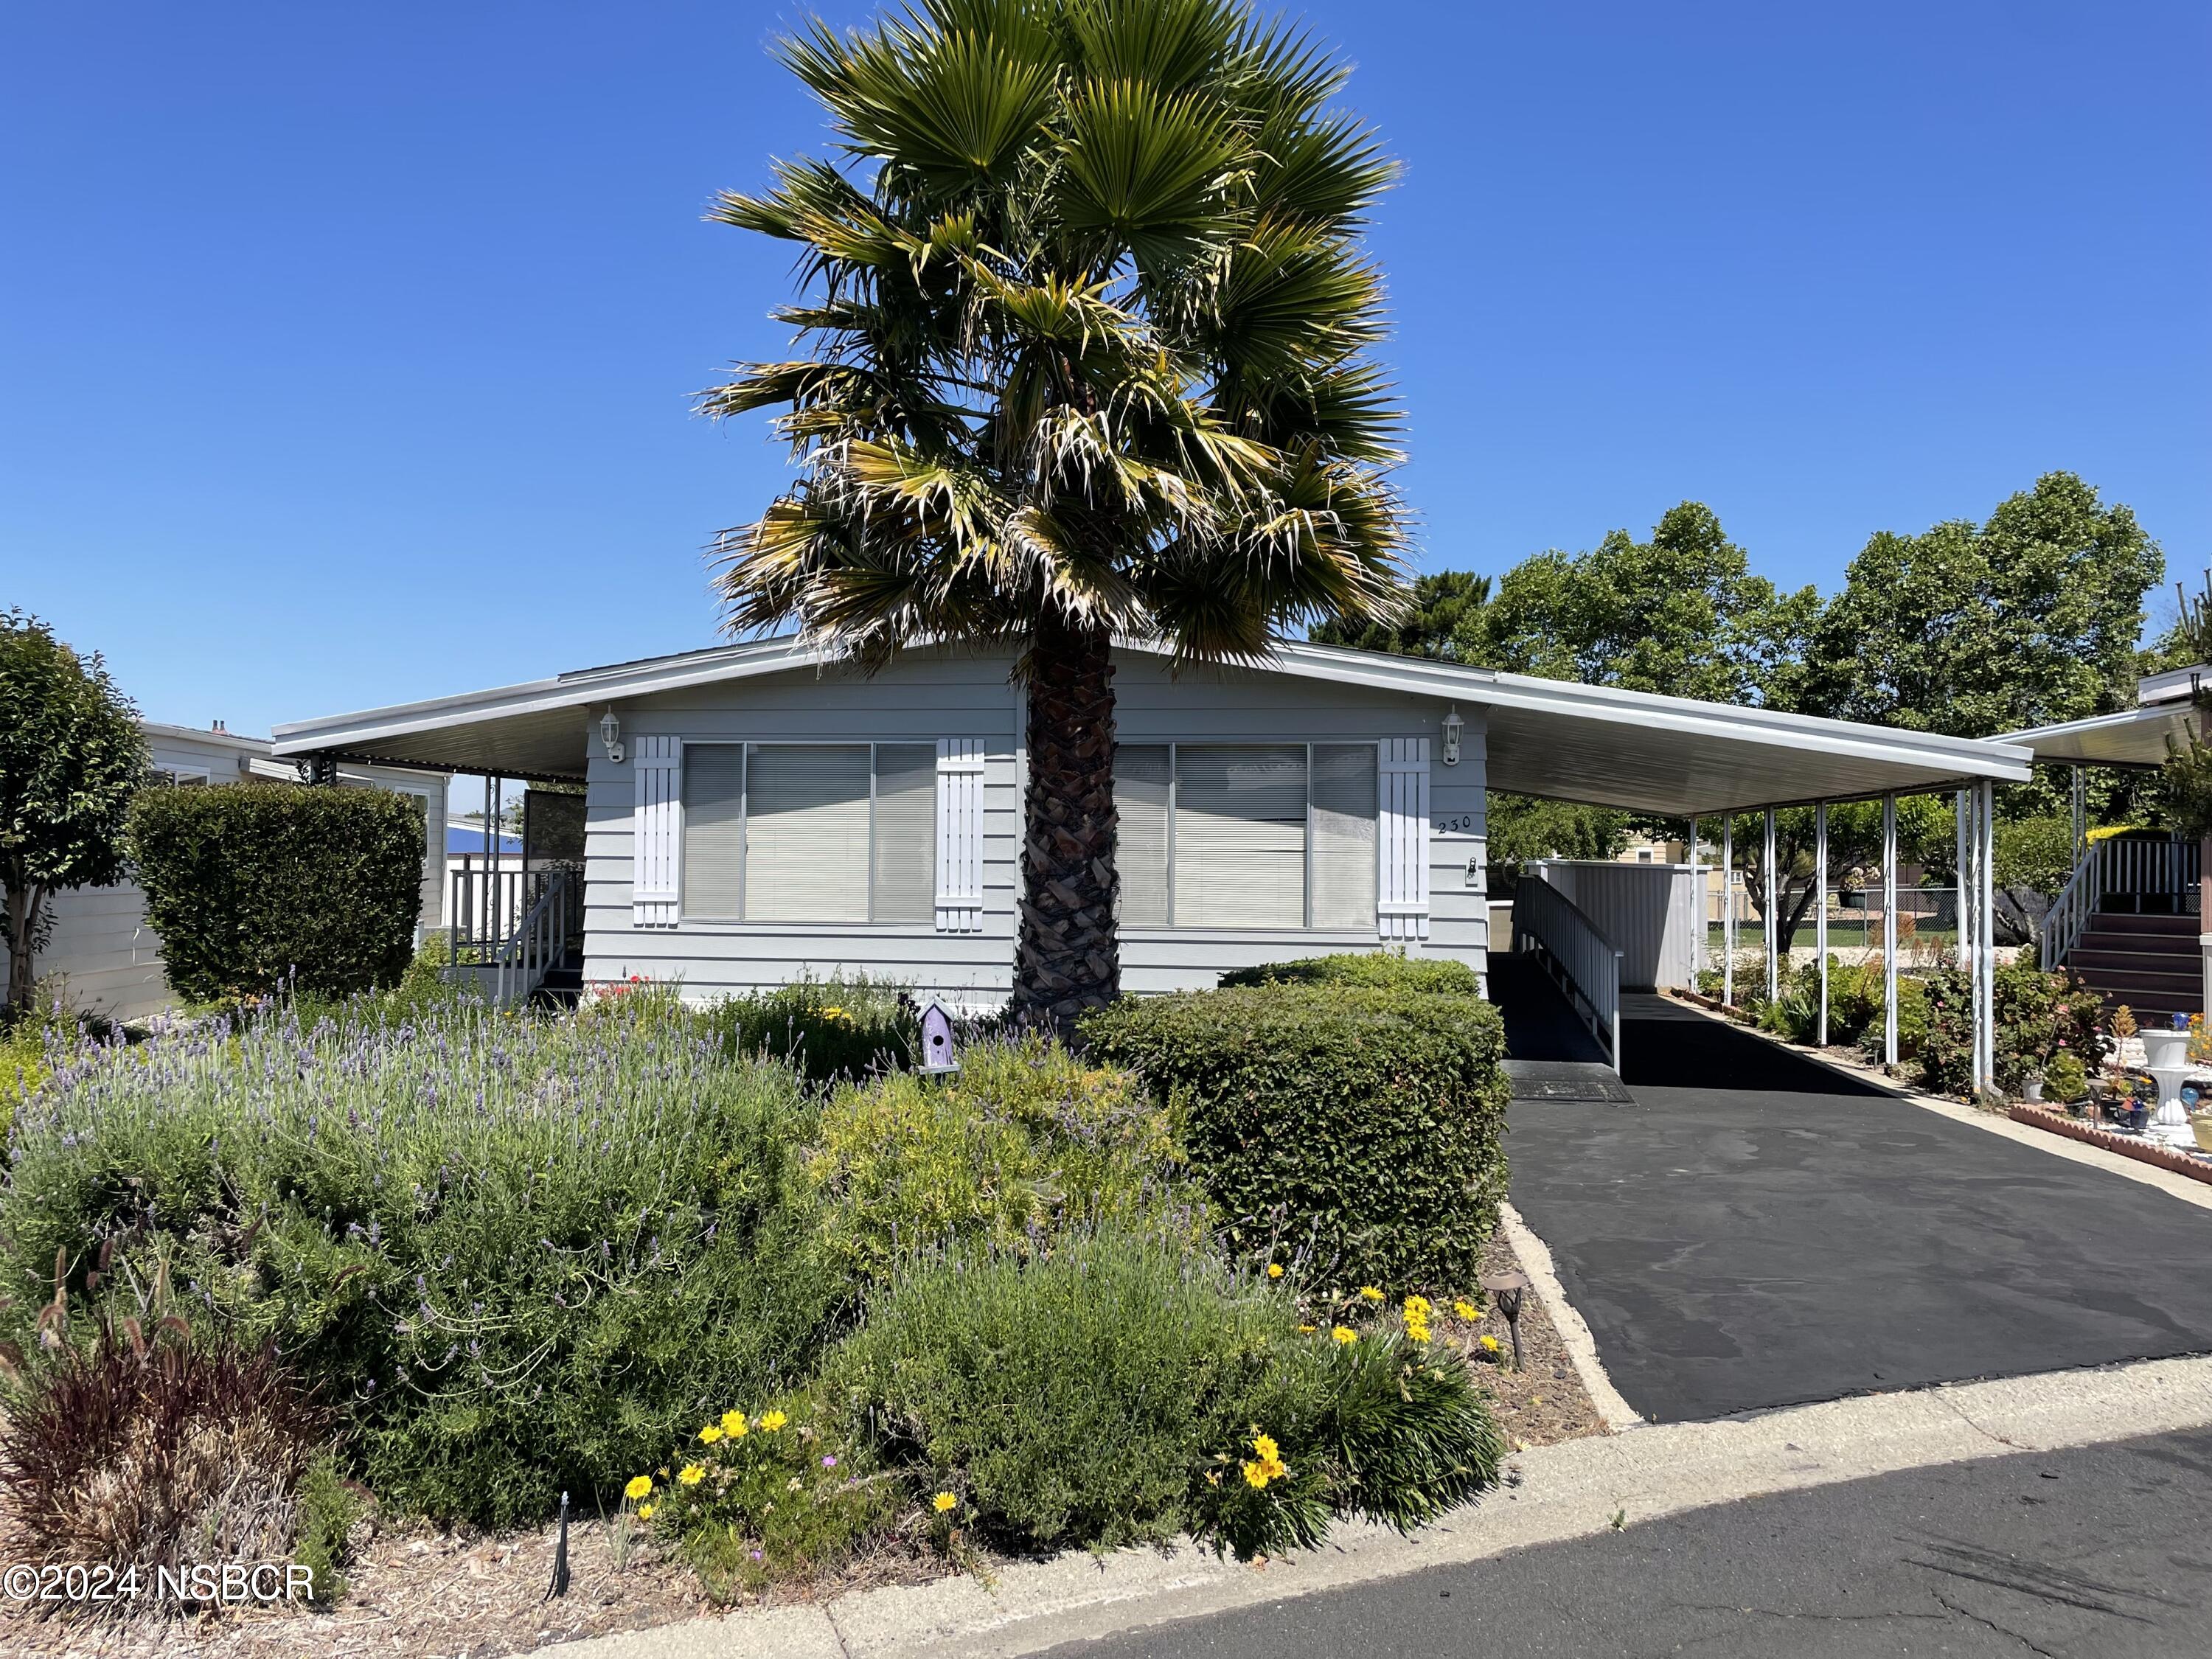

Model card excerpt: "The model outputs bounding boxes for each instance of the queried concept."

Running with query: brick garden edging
[2008,1105,2212,1186]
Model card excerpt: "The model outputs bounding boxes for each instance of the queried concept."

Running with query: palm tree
[706,0,1409,1032]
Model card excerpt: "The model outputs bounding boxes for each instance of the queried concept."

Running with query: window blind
[744,745,871,922]
[872,743,936,923]
[681,744,745,919]
[1174,745,1306,928]
[1311,743,1379,929]
[1114,745,1171,926]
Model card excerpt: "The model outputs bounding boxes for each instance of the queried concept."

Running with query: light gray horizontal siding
[582,653,1022,1006]
[580,646,1486,1004]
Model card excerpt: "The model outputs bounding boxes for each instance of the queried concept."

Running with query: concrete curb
[1658,992,2212,1214]
[1495,1202,1644,1432]
[539,1354,2212,1659]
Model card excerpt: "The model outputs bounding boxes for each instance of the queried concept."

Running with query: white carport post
[1722,817,1736,1004]
[1815,803,1829,1047]
[1764,809,1778,1006]
[1882,794,1899,1068]
[1688,816,1703,981]
[1975,781,1997,1095]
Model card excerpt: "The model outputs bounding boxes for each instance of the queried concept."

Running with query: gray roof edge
[274,632,2029,783]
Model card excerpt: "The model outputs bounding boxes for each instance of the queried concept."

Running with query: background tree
[1460,502,1819,706]
[1804,471,2163,822]
[708,0,1408,1032]
[0,611,148,1017]
[1309,569,1486,659]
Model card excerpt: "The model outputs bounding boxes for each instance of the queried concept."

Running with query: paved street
[1052,1426,2212,1658]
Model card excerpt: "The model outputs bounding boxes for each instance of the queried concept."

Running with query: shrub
[1,992,841,1528]
[0,1317,327,1590]
[127,783,426,1001]
[804,1036,1197,1276]
[1697,947,1790,1012]
[2044,1049,2090,1105]
[827,1225,1502,1561]
[1854,975,1929,1066]
[1082,985,1509,1290]
[291,1450,368,1603]
[688,975,919,1088]
[1760,956,1886,1048]
[633,1388,900,1601]
[1217,952,1482,996]
[1919,959,2107,1096]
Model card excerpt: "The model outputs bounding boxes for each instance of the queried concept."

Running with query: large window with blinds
[680,743,936,922]
[1114,743,1378,930]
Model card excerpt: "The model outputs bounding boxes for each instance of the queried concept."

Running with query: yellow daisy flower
[1242,1461,1270,1489]
[759,1409,789,1431]
[636,1503,654,1520]
[1357,1286,1384,1303]
[1480,1335,1501,1353]
[624,1475,653,1501]
[1252,1433,1280,1464]
[932,1491,958,1514]
[1453,1299,1478,1321]
[699,1425,724,1444]
[678,1464,705,1486]
[723,1410,748,1439]
[1265,1262,1284,1279]
[1331,1326,1357,1345]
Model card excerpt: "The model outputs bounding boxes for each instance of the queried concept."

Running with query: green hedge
[126,784,425,1001]
[1082,983,1509,1290]
[1216,951,1482,995]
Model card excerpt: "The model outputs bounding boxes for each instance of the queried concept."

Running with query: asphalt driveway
[1500,973,2212,1422]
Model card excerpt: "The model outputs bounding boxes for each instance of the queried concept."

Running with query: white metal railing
[492,866,578,1009]
[2040,835,2200,970]
[1514,871,1626,1073]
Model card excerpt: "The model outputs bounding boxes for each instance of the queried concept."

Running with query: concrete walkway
[1500,978,2212,1422]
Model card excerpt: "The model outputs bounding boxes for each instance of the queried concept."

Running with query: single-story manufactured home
[274,636,2030,1080]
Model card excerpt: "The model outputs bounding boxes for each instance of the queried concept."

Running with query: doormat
[1505,1060,1635,1104]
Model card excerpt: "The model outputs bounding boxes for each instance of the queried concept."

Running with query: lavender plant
[2,992,838,1526]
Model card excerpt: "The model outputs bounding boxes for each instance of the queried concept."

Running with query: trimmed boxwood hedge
[127,783,425,1001]
[1082,979,1508,1292]
[1216,952,1482,995]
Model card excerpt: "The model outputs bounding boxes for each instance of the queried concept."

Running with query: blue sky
[5,0,2205,740]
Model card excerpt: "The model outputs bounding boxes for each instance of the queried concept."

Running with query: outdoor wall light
[599,707,624,765]
[1441,705,1464,766]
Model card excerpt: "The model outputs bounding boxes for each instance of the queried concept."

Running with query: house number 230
[1432,813,1481,835]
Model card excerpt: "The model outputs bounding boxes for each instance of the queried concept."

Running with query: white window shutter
[632,735,681,928]
[1378,737,1430,942]
[935,739,985,933]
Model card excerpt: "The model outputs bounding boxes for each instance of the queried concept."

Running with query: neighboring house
[272,638,2028,1015]
[4,722,446,1023]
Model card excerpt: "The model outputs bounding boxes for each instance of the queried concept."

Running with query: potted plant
[2045,1050,2088,1113]
[2020,1071,2045,1103]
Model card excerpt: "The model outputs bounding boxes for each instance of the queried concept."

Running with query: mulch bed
[1446,1232,1610,1452]
[0,1495,943,1659]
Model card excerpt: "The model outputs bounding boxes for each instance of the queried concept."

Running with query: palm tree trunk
[1013,614,1119,1037]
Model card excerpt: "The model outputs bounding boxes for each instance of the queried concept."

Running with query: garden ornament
[919,1000,960,1074]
